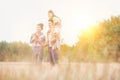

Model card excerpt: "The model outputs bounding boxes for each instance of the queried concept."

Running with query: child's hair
[48,10,55,16]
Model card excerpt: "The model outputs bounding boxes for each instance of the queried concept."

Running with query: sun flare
[74,15,96,31]
[62,15,97,46]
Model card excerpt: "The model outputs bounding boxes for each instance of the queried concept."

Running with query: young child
[48,10,61,50]
[30,23,45,64]
[48,10,61,28]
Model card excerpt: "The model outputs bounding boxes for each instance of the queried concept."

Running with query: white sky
[0,0,120,46]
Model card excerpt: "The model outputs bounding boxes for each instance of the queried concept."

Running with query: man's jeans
[48,47,58,64]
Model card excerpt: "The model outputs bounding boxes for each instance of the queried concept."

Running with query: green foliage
[59,15,120,62]
[0,41,32,61]
[74,15,120,62]
[0,15,120,62]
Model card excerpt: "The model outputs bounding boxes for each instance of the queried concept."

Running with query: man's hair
[48,19,53,23]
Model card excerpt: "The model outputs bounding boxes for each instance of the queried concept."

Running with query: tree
[76,15,120,62]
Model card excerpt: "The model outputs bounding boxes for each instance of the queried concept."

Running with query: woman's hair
[37,23,44,30]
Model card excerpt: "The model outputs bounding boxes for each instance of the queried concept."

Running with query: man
[47,20,60,65]
[30,23,45,64]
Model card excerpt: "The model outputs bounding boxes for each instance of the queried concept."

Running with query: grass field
[0,62,120,80]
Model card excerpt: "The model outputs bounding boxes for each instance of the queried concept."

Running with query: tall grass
[0,62,120,80]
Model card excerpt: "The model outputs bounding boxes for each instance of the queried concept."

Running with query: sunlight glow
[62,15,97,46]
[73,15,96,31]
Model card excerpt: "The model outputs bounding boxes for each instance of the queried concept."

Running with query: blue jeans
[48,47,59,65]
[52,48,58,63]
[32,46,44,64]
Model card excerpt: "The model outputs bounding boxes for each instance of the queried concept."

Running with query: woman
[30,23,45,64]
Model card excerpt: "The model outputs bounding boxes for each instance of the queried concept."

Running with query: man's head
[48,20,54,28]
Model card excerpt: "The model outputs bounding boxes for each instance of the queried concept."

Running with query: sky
[0,0,120,46]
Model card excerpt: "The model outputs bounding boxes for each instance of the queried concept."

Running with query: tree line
[0,41,32,61]
[60,15,120,62]
[0,15,120,62]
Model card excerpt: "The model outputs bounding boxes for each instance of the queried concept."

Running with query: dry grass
[0,62,120,80]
